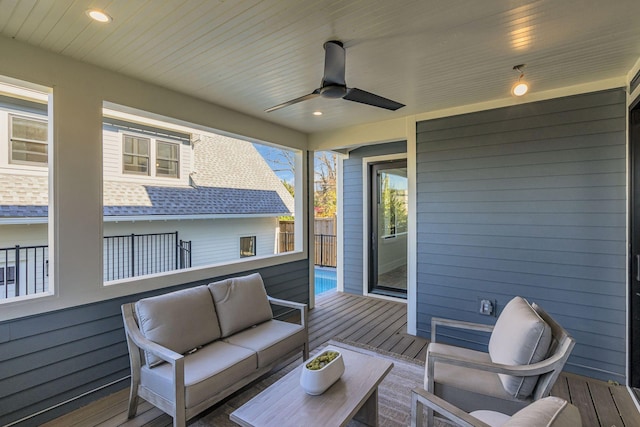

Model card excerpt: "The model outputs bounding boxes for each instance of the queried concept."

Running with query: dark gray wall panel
[342,141,407,295]
[0,260,309,426]
[416,88,627,383]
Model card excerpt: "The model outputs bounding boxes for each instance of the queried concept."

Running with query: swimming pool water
[315,267,337,295]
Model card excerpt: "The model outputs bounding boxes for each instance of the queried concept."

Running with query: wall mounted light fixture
[511,64,529,96]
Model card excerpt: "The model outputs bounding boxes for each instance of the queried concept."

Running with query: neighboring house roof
[0,132,294,219]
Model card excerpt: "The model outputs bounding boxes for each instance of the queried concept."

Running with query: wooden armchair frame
[422,302,575,424]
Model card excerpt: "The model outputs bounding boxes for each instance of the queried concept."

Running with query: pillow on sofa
[208,273,273,337]
[488,296,552,399]
[136,285,221,367]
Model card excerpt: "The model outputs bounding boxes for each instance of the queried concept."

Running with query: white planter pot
[299,350,345,395]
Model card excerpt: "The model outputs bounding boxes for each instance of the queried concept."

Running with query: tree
[314,152,337,218]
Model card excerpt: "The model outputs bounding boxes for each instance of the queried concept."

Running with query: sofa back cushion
[135,285,221,366]
[503,396,582,426]
[488,296,552,399]
[208,273,273,338]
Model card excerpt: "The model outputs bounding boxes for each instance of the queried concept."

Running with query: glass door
[369,160,408,298]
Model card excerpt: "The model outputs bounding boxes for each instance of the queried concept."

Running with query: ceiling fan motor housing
[320,85,348,98]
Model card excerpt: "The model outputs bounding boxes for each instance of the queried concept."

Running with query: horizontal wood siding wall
[416,89,627,383]
[342,142,407,295]
[0,259,309,426]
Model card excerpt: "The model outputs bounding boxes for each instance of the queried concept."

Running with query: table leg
[353,388,379,426]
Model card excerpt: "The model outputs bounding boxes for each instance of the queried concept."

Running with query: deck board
[44,291,639,427]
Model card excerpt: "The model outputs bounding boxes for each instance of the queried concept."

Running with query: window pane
[12,140,48,154]
[123,156,148,173]
[12,116,47,142]
[137,138,149,156]
[156,159,178,177]
[240,236,256,257]
[157,141,178,160]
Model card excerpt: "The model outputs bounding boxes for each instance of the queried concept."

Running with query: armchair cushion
[488,297,552,399]
[135,285,221,366]
[208,273,273,337]
[503,396,581,426]
[425,343,515,402]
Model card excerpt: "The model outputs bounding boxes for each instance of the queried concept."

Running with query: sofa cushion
[140,341,257,409]
[469,410,511,427]
[503,396,582,427]
[488,297,552,399]
[135,285,221,366]
[224,319,306,368]
[208,273,273,337]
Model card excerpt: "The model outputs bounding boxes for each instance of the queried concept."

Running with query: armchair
[420,297,575,424]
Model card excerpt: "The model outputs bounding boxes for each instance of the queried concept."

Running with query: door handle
[637,254,640,282]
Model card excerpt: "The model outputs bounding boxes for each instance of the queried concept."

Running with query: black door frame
[368,159,408,298]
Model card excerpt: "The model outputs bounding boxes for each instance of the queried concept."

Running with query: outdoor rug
[191,338,425,426]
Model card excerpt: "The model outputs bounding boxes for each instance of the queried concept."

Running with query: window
[156,140,179,178]
[10,115,48,165]
[0,266,16,286]
[1,79,52,303]
[240,236,256,258]
[123,135,150,175]
[103,105,301,286]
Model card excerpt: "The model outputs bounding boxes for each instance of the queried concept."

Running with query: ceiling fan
[265,40,405,113]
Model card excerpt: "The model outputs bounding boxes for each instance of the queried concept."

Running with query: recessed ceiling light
[313,111,323,116]
[86,9,112,23]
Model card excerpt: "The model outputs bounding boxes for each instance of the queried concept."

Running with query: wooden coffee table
[230,344,394,427]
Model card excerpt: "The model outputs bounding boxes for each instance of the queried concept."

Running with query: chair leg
[411,391,424,427]
[127,382,139,419]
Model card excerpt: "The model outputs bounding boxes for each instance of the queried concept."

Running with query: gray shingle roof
[0,133,294,218]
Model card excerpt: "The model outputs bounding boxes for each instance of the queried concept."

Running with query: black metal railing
[0,245,49,299]
[1,232,192,299]
[103,232,192,281]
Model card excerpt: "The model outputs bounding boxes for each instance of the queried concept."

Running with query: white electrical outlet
[479,299,495,316]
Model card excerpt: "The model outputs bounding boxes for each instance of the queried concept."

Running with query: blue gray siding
[416,89,627,382]
[342,141,407,295]
[0,260,309,426]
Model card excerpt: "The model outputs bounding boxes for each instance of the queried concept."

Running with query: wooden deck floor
[44,291,640,427]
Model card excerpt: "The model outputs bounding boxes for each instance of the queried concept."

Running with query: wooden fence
[279,218,337,267]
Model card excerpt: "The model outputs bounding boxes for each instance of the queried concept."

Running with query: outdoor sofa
[121,272,309,427]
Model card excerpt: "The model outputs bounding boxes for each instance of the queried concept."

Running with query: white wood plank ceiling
[1,0,639,134]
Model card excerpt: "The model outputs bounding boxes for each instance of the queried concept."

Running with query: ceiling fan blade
[322,40,346,87]
[343,88,405,111]
[265,90,321,112]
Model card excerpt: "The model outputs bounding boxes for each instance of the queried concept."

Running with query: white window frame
[9,114,48,166]
[122,134,151,176]
[155,139,180,178]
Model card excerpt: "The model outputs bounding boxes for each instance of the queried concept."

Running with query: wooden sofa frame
[121,295,308,427]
